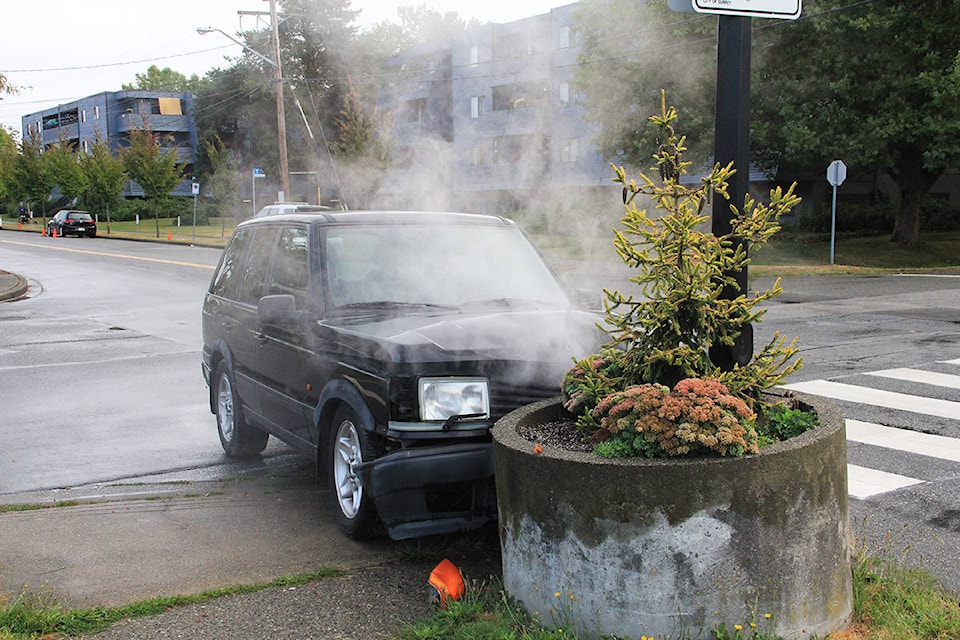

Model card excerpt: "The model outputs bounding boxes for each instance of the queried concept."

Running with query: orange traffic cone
[18,222,22,229]
[167,230,172,241]
[51,227,57,238]
[428,559,465,607]
[41,226,46,236]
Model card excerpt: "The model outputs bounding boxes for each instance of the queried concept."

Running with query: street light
[197,9,290,201]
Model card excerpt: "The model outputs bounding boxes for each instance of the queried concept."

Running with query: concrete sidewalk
[0,469,502,639]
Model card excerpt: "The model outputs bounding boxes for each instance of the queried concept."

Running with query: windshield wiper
[459,298,560,310]
[338,301,458,311]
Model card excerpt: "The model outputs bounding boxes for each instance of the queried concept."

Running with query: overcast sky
[0,0,570,134]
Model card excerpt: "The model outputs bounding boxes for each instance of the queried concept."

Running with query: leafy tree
[122,121,186,237]
[44,140,87,205]
[80,135,127,233]
[122,65,204,92]
[754,0,960,247]
[0,128,19,209]
[14,131,57,222]
[202,135,243,225]
[574,0,717,168]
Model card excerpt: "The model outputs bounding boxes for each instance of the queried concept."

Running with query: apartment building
[21,90,198,198]
[377,3,613,212]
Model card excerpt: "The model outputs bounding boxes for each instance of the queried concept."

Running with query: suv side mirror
[258,294,299,325]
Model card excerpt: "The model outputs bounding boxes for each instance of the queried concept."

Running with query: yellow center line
[0,238,216,270]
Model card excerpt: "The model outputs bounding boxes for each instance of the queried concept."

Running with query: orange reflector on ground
[428,558,465,606]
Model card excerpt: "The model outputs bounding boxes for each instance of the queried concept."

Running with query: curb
[0,270,28,302]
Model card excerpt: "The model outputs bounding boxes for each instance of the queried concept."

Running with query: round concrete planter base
[493,392,852,640]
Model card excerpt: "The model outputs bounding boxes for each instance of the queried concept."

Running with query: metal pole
[830,183,838,265]
[709,15,753,371]
[270,0,290,202]
[252,168,257,218]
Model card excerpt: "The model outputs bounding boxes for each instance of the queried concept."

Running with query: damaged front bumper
[357,442,497,540]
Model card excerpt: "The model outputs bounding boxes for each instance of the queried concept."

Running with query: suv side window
[237,226,281,306]
[210,228,250,300]
[268,225,310,305]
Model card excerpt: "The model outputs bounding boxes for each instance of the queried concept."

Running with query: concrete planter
[493,392,852,640]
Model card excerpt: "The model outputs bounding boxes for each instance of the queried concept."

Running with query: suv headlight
[419,378,490,422]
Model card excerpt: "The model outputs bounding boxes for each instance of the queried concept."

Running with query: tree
[44,139,87,206]
[0,128,18,209]
[202,135,242,226]
[574,0,718,168]
[80,135,127,233]
[122,121,186,237]
[14,131,57,221]
[122,65,204,92]
[753,0,960,247]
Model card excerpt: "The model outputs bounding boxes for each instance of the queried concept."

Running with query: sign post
[672,0,802,371]
[191,181,200,242]
[827,160,847,265]
[252,168,266,217]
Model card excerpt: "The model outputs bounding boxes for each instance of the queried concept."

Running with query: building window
[470,96,483,119]
[81,110,87,123]
[82,140,90,154]
[559,25,570,49]
[560,138,580,163]
[470,45,479,66]
[93,106,100,119]
[471,145,485,166]
[559,82,570,106]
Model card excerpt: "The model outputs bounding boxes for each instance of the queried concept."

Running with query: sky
[0,0,570,135]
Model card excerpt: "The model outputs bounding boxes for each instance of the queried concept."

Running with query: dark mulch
[516,417,594,453]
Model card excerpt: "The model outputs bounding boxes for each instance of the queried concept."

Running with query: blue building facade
[377,3,614,212]
[21,90,198,198]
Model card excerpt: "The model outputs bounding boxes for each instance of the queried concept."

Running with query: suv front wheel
[215,361,269,457]
[328,405,381,538]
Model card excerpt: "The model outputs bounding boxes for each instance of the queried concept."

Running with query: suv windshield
[324,224,568,309]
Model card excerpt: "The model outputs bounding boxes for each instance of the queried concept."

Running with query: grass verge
[0,568,345,639]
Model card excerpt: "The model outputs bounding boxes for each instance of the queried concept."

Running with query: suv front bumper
[358,442,496,540]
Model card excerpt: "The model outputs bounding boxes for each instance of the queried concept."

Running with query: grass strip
[0,567,345,639]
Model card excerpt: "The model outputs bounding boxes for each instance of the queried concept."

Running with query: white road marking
[847,465,924,499]
[845,419,960,463]
[865,368,960,390]
[783,380,960,420]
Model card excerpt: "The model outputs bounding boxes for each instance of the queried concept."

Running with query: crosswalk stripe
[783,380,960,420]
[847,464,925,499]
[846,419,960,462]
[865,368,960,390]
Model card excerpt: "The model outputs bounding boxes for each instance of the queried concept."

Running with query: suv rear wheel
[215,361,269,457]
[328,405,381,538]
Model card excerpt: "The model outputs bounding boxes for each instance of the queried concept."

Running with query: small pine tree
[566,92,802,422]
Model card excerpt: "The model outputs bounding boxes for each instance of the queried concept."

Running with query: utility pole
[269,0,290,201]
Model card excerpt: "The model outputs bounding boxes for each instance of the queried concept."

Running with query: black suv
[201,211,602,540]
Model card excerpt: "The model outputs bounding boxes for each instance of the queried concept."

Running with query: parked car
[48,210,97,238]
[254,202,330,218]
[201,211,604,540]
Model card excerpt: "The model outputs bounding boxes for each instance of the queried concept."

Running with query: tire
[328,405,382,539]
[214,361,269,457]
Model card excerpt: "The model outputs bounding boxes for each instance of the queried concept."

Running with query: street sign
[253,167,265,178]
[693,1,801,20]
[827,160,847,187]
[191,182,200,196]
[826,160,846,265]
